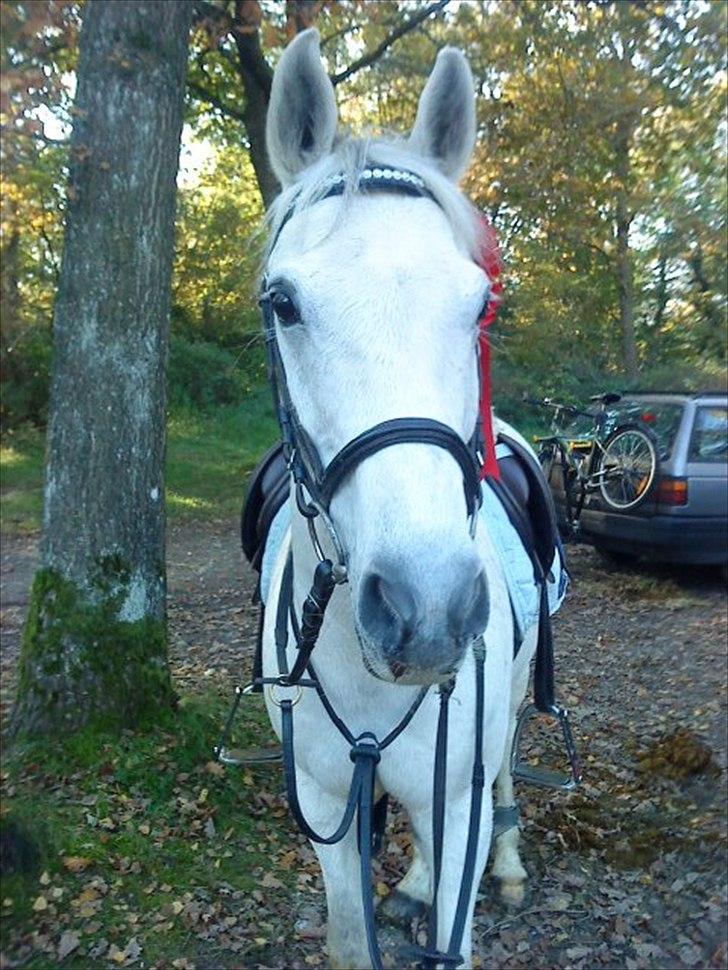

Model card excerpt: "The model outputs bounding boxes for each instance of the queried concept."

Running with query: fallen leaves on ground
[1,525,726,968]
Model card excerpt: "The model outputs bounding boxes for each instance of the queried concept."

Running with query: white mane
[265,136,481,261]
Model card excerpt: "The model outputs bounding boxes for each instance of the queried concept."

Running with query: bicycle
[528,392,659,536]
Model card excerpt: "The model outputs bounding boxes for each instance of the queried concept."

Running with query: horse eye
[271,291,300,327]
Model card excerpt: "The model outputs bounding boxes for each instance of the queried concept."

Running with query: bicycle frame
[533,399,618,533]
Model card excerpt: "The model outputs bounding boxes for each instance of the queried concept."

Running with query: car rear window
[689,406,728,463]
[610,401,684,460]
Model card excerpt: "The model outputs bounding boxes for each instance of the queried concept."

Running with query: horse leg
[296,772,371,970]
[490,637,533,906]
[316,835,372,969]
[381,811,431,925]
[417,790,493,969]
[491,733,527,906]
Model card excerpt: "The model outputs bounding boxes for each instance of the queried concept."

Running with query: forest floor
[1,519,726,969]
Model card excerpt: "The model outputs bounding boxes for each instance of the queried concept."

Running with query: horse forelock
[263,136,481,267]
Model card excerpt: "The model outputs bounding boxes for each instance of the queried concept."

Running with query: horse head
[264,30,491,686]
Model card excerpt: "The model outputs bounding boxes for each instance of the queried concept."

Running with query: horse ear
[266,29,338,187]
[408,48,476,181]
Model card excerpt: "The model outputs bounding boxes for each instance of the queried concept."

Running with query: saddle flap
[241,441,289,569]
[492,432,560,579]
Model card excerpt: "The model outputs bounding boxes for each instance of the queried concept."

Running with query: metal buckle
[266,682,303,708]
[510,702,582,791]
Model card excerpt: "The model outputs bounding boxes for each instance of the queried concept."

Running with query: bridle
[229,167,495,969]
[259,166,487,589]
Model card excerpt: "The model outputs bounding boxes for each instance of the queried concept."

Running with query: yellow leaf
[62,856,92,873]
[108,944,126,964]
[32,895,48,912]
[76,887,100,904]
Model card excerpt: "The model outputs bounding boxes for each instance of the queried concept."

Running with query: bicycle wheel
[537,442,557,483]
[597,423,658,511]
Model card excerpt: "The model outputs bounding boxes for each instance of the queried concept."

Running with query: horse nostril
[448,569,489,640]
[359,569,417,650]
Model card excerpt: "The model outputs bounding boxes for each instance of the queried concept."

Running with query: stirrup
[216,745,282,766]
[213,683,283,767]
[510,703,581,791]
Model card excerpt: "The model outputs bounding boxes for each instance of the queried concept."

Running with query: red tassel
[476,215,502,480]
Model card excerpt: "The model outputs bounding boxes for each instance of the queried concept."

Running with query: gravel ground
[1,521,726,969]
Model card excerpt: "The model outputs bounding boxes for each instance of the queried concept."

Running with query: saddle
[241,433,560,590]
[240,442,289,575]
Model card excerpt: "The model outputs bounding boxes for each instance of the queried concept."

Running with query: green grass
[0,389,279,534]
[1,692,297,968]
[0,425,45,533]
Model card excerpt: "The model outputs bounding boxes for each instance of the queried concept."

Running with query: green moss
[2,693,290,969]
[14,565,171,737]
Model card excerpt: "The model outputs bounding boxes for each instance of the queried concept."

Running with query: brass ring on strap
[267,682,303,708]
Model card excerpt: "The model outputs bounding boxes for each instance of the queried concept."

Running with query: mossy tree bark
[11,0,194,736]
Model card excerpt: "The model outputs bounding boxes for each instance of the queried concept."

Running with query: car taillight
[656,477,688,506]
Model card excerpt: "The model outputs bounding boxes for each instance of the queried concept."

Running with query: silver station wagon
[554,392,728,566]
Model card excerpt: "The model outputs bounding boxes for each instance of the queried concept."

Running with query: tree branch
[186,79,247,122]
[192,0,231,30]
[330,0,450,86]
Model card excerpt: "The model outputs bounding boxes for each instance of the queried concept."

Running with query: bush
[0,330,269,428]
[167,336,261,411]
[0,327,52,430]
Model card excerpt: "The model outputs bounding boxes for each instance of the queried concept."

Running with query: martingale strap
[277,653,487,969]
[267,551,431,970]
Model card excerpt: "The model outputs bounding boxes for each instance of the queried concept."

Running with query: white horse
[261,31,535,969]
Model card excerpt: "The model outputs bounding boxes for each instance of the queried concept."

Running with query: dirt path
[1,525,726,968]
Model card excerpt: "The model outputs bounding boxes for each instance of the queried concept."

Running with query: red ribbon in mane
[476,214,503,480]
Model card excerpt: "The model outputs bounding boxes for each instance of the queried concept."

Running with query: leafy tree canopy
[2,0,725,431]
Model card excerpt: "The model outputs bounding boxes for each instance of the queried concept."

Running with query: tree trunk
[233,28,278,209]
[614,116,639,382]
[12,0,193,736]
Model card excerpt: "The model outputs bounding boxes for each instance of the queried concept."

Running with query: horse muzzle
[356,554,489,684]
